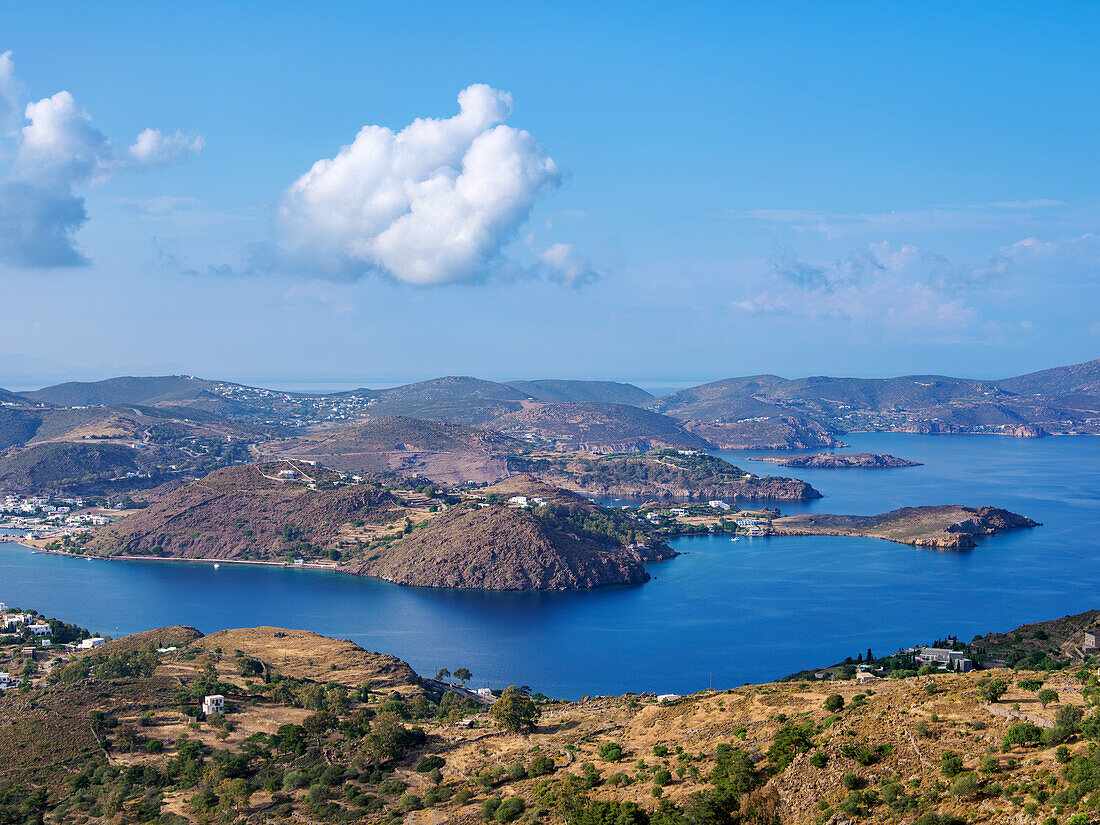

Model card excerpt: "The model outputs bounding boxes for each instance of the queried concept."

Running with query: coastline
[0,538,342,572]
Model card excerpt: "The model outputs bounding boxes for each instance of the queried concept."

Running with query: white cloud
[0,51,23,132]
[539,242,598,287]
[735,242,981,330]
[276,84,588,286]
[128,128,204,168]
[0,52,203,268]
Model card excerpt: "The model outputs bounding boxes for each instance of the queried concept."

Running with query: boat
[213,563,221,569]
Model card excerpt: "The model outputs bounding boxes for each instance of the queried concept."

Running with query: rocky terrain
[512,448,821,501]
[77,464,673,591]
[83,461,403,562]
[259,416,531,485]
[347,477,675,590]
[771,505,1039,548]
[487,400,711,453]
[757,452,921,469]
[651,357,1100,446]
[4,607,1100,825]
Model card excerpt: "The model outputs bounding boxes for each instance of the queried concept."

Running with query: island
[769,505,1039,548]
[755,452,921,469]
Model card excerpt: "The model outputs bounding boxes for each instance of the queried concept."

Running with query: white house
[734,518,761,527]
[656,693,681,703]
[78,637,105,649]
[27,624,50,636]
[708,500,731,511]
[202,695,225,715]
[475,687,494,697]
[507,496,529,507]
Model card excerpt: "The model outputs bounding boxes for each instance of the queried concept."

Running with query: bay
[2,433,1097,698]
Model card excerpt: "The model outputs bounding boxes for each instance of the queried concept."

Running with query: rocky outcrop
[756,452,920,469]
[1010,424,1046,438]
[772,505,1039,549]
[348,503,675,591]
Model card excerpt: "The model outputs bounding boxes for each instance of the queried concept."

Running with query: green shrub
[494,796,525,822]
[824,694,844,712]
[940,751,964,777]
[598,742,624,762]
[399,792,422,812]
[505,763,526,781]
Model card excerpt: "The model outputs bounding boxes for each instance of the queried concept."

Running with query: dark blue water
[2,434,1097,698]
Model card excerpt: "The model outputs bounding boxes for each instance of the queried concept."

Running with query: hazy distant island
[756,452,922,469]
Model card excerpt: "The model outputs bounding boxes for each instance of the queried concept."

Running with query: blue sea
[3,433,1098,698]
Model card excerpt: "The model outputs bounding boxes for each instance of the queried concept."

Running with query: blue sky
[1,1,1097,389]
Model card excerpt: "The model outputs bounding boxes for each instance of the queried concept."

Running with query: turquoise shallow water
[2,433,1098,698]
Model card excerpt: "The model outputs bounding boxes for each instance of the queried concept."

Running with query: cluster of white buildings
[506,495,547,508]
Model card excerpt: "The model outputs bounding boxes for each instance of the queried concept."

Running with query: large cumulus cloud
[0,51,202,268]
[276,84,590,286]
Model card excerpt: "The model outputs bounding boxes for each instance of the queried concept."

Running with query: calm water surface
[2,434,1097,698]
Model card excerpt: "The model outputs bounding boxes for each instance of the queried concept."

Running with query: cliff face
[348,504,673,590]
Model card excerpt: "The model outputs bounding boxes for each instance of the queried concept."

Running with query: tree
[489,686,540,734]
[454,667,472,686]
[597,742,624,762]
[978,678,1008,703]
[1037,688,1058,708]
[940,751,964,778]
[435,668,451,684]
[949,772,978,799]
[824,694,844,712]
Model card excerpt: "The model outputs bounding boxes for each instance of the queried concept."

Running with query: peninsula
[769,505,1039,548]
[756,452,921,469]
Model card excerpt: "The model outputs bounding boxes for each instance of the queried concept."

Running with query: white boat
[213,563,220,569]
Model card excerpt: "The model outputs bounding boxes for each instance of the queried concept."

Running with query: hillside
[757,453,921,469]
[505,379,655,406]
[349,477,675,590]
[488,401,712,452]
[20,375,219,406]
[511,449,821,501]
[5,608,1100,825]
[195,627,425,696]
[771,505,1039,548]
[652,357,1100,441]
[0,441,143,492]
[261,416,530,484]
[84,461,401,561]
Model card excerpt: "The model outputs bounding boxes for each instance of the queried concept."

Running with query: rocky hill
[84,461,401,561]
[20,375,219,406]
[0,441,144,493]
[348,477,675,590]
[771,505,1039,548]
[757,452,921,469]
[651,357,1100,443]
[260,416,531,485]
[488,401,712,452]
[511,449,821,501]
[504,379,654,406]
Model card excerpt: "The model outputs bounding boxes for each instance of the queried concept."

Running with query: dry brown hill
[195,626,425,696]
[86,626,204,657]
[348,477,675,590]
[85,460,400,561]
[488,401,712,452]
[772,505,1038,548]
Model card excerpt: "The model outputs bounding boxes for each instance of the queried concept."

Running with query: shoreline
[0,538,342,572]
